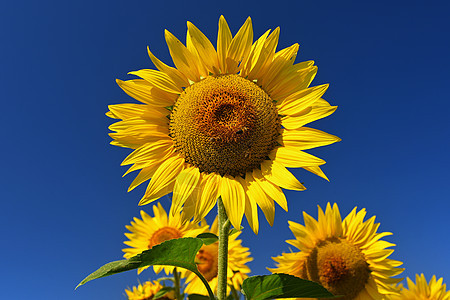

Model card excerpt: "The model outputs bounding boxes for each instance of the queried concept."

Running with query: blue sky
[1,0,449,299]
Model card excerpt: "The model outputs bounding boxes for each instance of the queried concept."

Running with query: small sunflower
[125,280,176,300]
[184,218,252,296]
[123,202,208,274]
[389,274,450,300]
[107,16,340,233]
[269,203,404,300]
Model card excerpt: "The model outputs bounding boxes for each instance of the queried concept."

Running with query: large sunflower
[389,274,450,300]
[123,202,208,274]
[125,280,176,300]
[269,203,404,300]
[107,16,340,233]
[184,218,252,296]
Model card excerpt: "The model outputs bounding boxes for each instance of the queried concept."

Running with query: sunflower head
[125,280,175,300]
[269,203,404,300]
[388,274,450,300]
[123,202,208,274]
[170,74,280,177]
[108,16,340,233]
[184,218,252,296]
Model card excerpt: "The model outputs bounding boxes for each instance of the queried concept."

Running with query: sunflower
[125,280,176,300]
[184,217,252,296]
[123,202,208,274]
[389,274,450,300]
[107,15,340,233]
[269,203,404,300]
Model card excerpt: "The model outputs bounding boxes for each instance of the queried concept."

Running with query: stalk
[217,197,231,300]
[173,267,182,300]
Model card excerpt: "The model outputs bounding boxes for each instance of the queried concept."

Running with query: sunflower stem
[230,283,240,300]
[217,196,231,300]
[173,267,182,300]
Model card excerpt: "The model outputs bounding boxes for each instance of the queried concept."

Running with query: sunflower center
[196,243,218,281]
[169,74,280,177]
[302,238,370,300]
[148,227,182,248]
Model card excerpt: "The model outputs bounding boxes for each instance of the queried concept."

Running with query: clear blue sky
[1,0,449,299]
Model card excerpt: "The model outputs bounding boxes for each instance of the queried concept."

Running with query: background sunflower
[125,280,175,300]
[184,218,252,296]
[389,274,450,300]
[123,202,208,274]
[270,203,404,300]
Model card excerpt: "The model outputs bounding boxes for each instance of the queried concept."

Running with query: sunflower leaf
[229,226,244,236]
[154,287,175,300]
[196,233,218,245]
[242,274,335,300]
[188,294,211,300]
[76,237,203,289]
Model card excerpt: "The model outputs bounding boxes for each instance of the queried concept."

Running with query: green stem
[217,197,231,300]
[173,267,182,300]
[195,270,216,300]
[230,284,240,300]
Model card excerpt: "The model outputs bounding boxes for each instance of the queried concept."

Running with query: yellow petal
[251,172,288,211]
[139,156,184,206]
[121,140,173,166]
[248,27,280,80]
[241,29,270,78]
[303,165,329,181]
[245,172,275,227]
[279,127,341,150]
[110,129,170,150]
[116,79,177,106]
[281,105,338,130]
[187,21,219,74]
[217,15,232,73]
[313,98,331,107]
[226,17,253,74]
[109,118,168,132]
[122,146,175,177]
[196,173,220,222]
[182,173,217,223]
[219,175,245,229]
[147,47,189,88]
[236,176,259,234]
[260,159,306,191]
[128,164,160,192]
[269,147,326,168]
[270,65,317,101]
[277,84,329,116]
[185,30,208,77]
[107,103,159,120]
[172,166,201,214]
[129,69,182,94]
[260,43,299,89]
[165,29,201,81]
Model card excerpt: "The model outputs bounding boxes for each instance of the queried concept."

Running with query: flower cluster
[91,15,447,300]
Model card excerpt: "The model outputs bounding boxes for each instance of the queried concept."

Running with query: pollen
[148,227,182,248]
[169,74,280,177]
[302,237,370,300]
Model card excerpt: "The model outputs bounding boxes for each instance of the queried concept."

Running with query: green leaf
[229,226,244,236]
[196,233,218,245]
[242,274,335,300]
[154,287,175,300]
[156,277,175,283]
[76,237,203,289]
[188,294,212,300]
